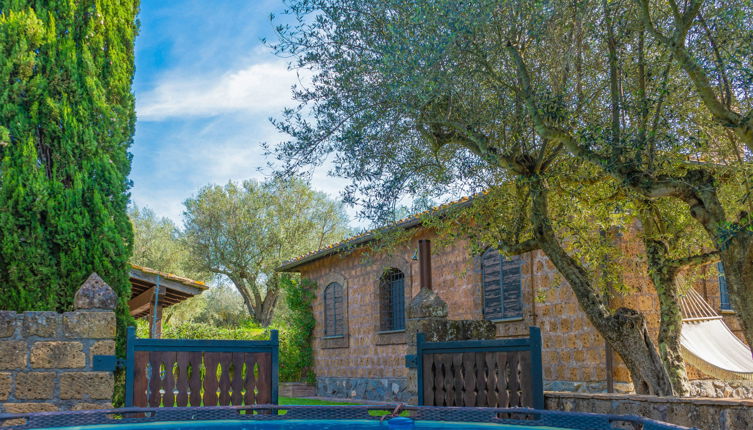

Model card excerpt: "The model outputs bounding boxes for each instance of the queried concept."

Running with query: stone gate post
[0,273,117,414]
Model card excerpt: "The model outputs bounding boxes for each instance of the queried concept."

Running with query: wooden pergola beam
[128,286,166,316]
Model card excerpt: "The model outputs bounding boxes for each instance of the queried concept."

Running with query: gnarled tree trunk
[655,170,753,352]
[530,177,673,395]
[642,237,689,396]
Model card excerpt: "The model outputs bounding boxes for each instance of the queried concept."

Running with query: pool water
[41,419,569,430]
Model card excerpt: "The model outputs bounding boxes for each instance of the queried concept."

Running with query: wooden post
[149,276,164,339]
[418,239,432,290]
[149,302,163,339]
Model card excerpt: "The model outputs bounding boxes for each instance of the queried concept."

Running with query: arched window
[379,268,405,331]
[323,282,344,337]
[481,248,523,320]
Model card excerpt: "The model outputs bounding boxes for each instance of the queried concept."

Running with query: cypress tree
[0,1,138,352]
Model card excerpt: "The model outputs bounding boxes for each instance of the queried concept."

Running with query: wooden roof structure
[128,265,207,337]
[276,193,481,272]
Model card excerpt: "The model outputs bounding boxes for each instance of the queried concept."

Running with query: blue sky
[131,0,349,224]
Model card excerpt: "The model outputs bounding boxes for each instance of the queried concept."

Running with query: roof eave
[275,216,425,272]
[275,197,477,272]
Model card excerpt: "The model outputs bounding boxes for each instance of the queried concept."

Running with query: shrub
[278,275,316,384]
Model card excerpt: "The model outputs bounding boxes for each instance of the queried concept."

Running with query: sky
[131,0,350,225]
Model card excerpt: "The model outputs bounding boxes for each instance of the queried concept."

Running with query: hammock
[680,288,753,381]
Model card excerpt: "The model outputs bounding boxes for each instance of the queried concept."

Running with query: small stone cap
[74,273,117,310]
[407,288,448,319]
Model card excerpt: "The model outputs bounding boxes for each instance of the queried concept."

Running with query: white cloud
[137,60,304,121]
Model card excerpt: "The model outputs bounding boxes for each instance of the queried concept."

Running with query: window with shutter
[481,248,523,320]
[324,282,344,336]
[718,262,732,311]
[379,268,405,331]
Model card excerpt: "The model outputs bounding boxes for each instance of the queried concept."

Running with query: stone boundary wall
[543,379,753,399]
[545,391,753,430]
[0,274,116,414]
[316,376,410,402]
[279,382,316,398]
[688,379,753,399]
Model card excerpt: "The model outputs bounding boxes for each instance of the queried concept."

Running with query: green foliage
[129,206,210,283]
[277,275,316,384]
[0,2,138,356]
[183,177,350,326]
[161,321,267,341]
[165,284,250,329]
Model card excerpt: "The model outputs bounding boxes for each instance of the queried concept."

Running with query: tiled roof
[276,192,484,272]
[130,264,208,290]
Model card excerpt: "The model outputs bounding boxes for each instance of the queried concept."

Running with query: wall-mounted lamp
[411,248,419,261]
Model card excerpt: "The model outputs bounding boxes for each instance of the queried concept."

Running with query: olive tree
[270,0,750,394]
[183,178,350,326]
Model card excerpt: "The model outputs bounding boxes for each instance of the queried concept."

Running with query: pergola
[128,265,207,338]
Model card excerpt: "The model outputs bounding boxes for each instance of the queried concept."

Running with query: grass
[278,396,360,405]
[277,397,409,417]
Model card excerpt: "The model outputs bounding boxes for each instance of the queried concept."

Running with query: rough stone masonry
[0,273,116,413]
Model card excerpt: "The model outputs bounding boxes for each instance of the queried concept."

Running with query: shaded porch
[128,265,207,338]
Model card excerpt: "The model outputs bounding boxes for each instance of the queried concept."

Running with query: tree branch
[668,250,720,269]
[497,238,540,256]
[634,0,670,43]
[602,0,622,154]
[634,0,753,151]
[505,42,618,171]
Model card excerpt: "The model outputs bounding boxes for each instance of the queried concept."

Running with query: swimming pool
[0,405,697,430]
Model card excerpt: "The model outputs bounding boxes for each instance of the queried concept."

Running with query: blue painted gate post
[416,333,425,405]
[529,326,545,409]
[124,326,136,407]
[270,329,279,405]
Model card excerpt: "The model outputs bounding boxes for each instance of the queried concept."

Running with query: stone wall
[545,391,753,430]
[317,377,410,402]
[279,382,316,398]
[0,274,116,414]
[300,229,482,394]
[689,379,753,399]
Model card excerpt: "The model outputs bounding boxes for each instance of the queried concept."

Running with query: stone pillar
[405,288,448,404]
[0,273,117,414]
[405,289,498,404]
[404,240,497,404]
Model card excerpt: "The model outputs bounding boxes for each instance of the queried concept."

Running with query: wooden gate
[414,326,543,409]
[124,327,278,407]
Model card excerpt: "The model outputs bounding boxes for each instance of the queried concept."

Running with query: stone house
[277,202,745,401]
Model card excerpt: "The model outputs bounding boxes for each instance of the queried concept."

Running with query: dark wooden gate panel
[125,327,278,407]
[413,326,543,409]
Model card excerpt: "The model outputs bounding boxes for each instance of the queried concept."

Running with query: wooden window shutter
[333,283,344,335]
[392,272,405,330]
[482,249,523,320]
[501,256,523,318]
[482,248,503,320]
[324,282,344,336]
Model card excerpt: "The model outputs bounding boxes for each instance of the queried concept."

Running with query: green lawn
[278,396,360,405]
[277,397,408,417]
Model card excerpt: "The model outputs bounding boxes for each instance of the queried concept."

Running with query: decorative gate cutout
[414,326,543,409]
[124,327,278,407]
